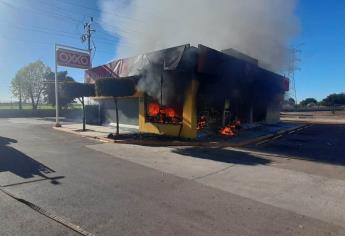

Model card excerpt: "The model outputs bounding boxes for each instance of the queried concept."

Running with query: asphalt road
[0,118,344,235]
[248,124,345,166]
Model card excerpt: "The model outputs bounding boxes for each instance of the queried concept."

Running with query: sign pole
[54,44,91,128]
[55,44,61,127]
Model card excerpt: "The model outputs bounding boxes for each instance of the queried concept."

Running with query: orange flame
[165,107,177,118]
[220,120,241,137]
[148,102,160,116]
[220,125,236,136]
[148,102,178,120]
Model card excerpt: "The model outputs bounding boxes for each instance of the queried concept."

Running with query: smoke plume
[99,0,299,72]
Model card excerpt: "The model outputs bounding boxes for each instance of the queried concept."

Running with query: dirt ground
[281,110,345,124]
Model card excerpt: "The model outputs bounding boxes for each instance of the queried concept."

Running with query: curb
[52,124,310,148]
[52,127,111,143]
[242,124,310,146]
[281,119,345,125]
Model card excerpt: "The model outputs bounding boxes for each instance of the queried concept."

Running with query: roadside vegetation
[9,60,84,112]
[284,93,345,111]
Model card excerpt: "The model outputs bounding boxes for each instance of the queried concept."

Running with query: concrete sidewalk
[87,143,345,229]
[54,122,304,147]
[53,122,138,139]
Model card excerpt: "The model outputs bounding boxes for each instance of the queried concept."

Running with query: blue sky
[0,0,119,102]
[293,1,345,102]
[0,0,344,102]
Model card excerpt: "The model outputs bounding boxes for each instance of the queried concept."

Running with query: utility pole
[81,17,95,127]
[81,17,95,66]
[55,44,61,127]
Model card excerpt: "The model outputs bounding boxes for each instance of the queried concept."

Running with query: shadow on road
[0,136,62,185]
[172,147,271,165]
[247,125,345,166]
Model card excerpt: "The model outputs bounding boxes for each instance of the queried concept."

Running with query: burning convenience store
[86,44,289,139]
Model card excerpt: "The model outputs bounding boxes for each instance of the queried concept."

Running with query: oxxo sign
[56,48,91,69]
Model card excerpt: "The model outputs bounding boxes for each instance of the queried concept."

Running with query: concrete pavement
[53,122,139,139]
[88,143,345,228]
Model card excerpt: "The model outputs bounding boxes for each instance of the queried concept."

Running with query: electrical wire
[0,0,82,24]
[0,0,142,42]
[49,0,142,23]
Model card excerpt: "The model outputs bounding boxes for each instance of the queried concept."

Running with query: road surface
[0,118,344,235]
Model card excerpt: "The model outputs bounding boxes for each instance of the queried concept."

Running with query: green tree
[11,68,26,110]
[61,82,95,131]
[300,98,318,107]
[321,93,345,106]
[95,78,136,135]
[44,71,76,109]
[11,61,51,110]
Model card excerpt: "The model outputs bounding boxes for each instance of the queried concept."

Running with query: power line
[0,0,141,41]
[0,0,126,61]
[50,0,142,23]
[0,0,82,24]
[0,20,117,44]
[0,34,54,46]
[37,0,145,35]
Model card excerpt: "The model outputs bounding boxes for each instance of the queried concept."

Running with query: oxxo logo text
[56,49,90,69]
